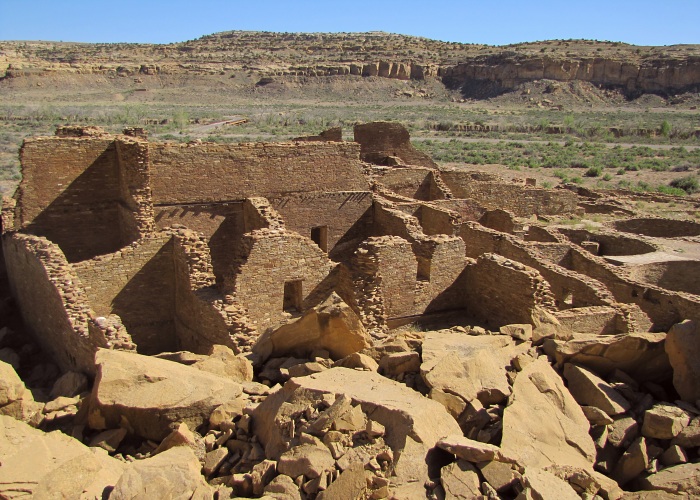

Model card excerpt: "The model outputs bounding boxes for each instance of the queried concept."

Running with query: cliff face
[442,55,700,94]
[1,32,699,96]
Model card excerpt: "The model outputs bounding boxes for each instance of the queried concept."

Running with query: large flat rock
[501,358,596,470]
[665,320,700,402]
[88,348,243,441]
[421,331,527,405]
[0,415,124,499]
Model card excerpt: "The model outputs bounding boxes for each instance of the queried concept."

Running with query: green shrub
[602,173,612,181]
[585,166,603,177]
[669,175,699,194]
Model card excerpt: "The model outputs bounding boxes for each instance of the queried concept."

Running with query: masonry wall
[148,141,368,204]
[627,261,700,296]
[440,170,578,216]
[374,168,434,200]
[227,229,336,332]
[367,237,417,318]
[568,248,700,330]
[417,205,459,236]
[2,234,109,374]
[612,218,700,238]
[462,253,555,328]
[270,191,373,260]
[16,137,127,262]
[353,122,438,169]
[415,237,467,313]
[558,228,657,256]
[73,235,177,355]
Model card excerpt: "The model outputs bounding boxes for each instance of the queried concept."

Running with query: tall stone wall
[463,253,556,328]
[73,236,177,355]
[373,168,435,200]
[148,141,368,204]
[270,191,373,258]
[226,229,336,332]
[2,234,111,374]
[16,137,127,262]
[441,170,578,216]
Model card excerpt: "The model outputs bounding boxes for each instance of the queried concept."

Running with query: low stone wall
[441,170,578,217]
[611,217,700,238]
[558,228,657,256]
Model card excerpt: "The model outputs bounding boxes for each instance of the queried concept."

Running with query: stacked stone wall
[2,234,112,374]
[440,170,577,216]
[148,141,368,204]
[72,235,177,355]
[16,137,126,261]
[373,168,435,200]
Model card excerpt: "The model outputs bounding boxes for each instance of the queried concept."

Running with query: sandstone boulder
[88,349,242,441]
[421,331,526,405]
[191,344,253,382]
[253,367,461,488]
[254,293,372,362]
[278,443,335,479]
[110,446,212,499]
[50,370,89,398]
[642,403,690,439]
[501,358,596,469]
[637,463,700,496]
[520,468,581,500]
[440,460,482,498]
[665,320,700,402]
[0,359,26,406]
[544,332,670,381]
[0,415,124,498]
[563,363,631,416]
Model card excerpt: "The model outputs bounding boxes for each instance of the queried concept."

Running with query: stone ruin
[1,121,700,498]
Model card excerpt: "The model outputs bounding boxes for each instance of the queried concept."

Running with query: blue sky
[1,0,698,46]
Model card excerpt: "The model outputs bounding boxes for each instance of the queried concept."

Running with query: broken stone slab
[581,405,614,426]
[500,323,532,341]
[110,445,212,499]
[440,460,482,498]
[519,468,580,500]
[563,363,631,416]
[190,344,254,382]
[671,415,700,447]
[430,388,467,420]
[332,352,379,371]
[278,443,336,480]
[665,319,700,403]
[501,357,596,470]
[660,444,688,466]
[264,474,302,500]
[253,367,461,488]
[50,370,89,399]
[421,331,527,405]
[154,422,205,461]
[642,403,690,439]
[253,293,372,362]
[0,359,26,406]
[316,463,366,500]
[0,391,44,426]
[378,351,420,377]
[88,349,242,441]
[0,415,125,498]
[636,463,700,496]
[437,435,508,463]
[544,332,670,382]
[477,460,519,492]
[89,427,128,453]
[608,416,639,448]
[611,437,653,486]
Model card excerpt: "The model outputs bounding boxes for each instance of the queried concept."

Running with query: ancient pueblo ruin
[1,121,700,498]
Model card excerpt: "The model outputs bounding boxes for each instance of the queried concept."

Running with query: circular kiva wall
[627,260,700,295]
[612,218,700,238]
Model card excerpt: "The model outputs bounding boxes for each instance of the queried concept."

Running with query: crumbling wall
[568,247,700,330]
[353,122,438,169]
[73,235,177,355]
[415,236,467,313]
[225,229,336,332]
[2,234,113,374]
[440,170,578,216]
[462,253,556,328]
[115,137,154,242]
[557,227,657,256]
[148,141,368,204]
[479,208,516,233]
[15,136,127,262]
[372,167,436,200]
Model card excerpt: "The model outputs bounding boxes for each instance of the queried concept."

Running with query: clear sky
[1,0,698,46]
